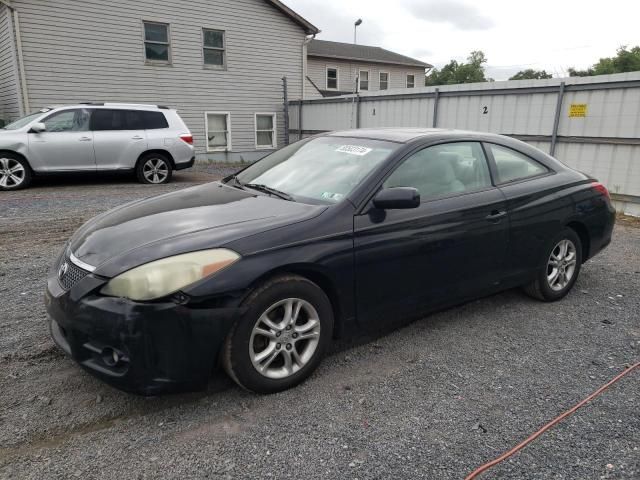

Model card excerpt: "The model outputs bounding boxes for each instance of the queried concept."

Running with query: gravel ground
[0,167,638,479]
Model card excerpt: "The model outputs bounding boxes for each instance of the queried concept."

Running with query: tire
[0,153,32,191]
[223,274,334,394]
[136,153,173,185]
[523,228,582,302]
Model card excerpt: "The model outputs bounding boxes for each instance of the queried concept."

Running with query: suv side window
[90,109,125,131]
[143,111,169,129]
[488,144,548,183]
[42,109,90,132]
[90,109,168,130]
[384,142,492,201]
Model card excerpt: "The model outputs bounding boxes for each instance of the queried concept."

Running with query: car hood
[69,182,327,277]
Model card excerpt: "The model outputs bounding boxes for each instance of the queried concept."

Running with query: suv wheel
[223,275,333,393]
[136,153,172,185]
[0,154,32,191]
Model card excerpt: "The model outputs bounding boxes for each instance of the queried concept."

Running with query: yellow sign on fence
[569,104,588,117]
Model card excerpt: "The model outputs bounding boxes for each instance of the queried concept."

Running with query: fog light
[102,347,120,367]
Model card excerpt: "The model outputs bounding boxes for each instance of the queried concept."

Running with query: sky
[284,0,640,80]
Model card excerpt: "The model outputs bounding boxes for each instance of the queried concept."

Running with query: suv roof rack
[79,102,105,106]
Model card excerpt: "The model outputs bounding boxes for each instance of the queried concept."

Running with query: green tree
[509,69,553,80]
[425,50,488,86]
[569,45,640,76]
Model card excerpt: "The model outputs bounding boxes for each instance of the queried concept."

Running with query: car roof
[326,128,507,144]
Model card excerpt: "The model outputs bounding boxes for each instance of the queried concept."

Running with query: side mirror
[29,122,46,133]
[373,187,420,210]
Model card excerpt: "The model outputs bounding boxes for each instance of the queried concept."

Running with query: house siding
[306,57,425,98]
[10,0,307,158]
[0,5,21,124]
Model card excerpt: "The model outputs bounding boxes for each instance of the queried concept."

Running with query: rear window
[90,109,169,130]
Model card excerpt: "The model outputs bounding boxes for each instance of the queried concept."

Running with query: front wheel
[136,153,173,185]
[0,154,32,190]
[523,228,582,301]
[223,275,333,393]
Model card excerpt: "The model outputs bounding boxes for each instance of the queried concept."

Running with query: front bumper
[45,274,241,395]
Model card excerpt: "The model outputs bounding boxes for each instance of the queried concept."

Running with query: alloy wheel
[546,239,577,291]
[142,158,169,184]
[249,298,321,379]
[0,157,26,188]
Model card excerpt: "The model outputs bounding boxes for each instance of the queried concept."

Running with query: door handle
[78,136,92,142]
[132,136,144,140]
[485,210,507,222]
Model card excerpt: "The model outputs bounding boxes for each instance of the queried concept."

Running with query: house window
[326,67,338,90]
[359,70,369,91]
[143,21,170,63]
[406,74,415,88]
[255,113,277,149]
[205,112,231,151]
[203,29,225,67]
[379,72,389,90]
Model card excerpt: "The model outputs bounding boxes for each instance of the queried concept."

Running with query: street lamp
[354,18,362,44]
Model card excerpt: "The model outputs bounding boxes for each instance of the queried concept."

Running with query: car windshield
[234,136,400,204]
[2,110,49,130]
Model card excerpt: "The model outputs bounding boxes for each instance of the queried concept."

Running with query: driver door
[353,141,509,329]
[27,108,96,171]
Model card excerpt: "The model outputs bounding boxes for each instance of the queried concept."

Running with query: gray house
[305,39,432,98]
[0,0,318,160]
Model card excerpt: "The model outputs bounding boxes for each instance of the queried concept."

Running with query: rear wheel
[223,275,333,393]
[0,154,32,191]
[523,228,582,301]
[136,153,172,184]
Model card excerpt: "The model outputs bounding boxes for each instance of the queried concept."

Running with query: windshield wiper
[245,183,294,201]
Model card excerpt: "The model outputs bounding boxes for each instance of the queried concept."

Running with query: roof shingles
[308,39,431,68]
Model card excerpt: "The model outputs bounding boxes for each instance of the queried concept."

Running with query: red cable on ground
[465,361,640,480]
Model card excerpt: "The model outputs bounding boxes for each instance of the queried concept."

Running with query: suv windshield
[2,110,50,130]
[234,136,399,204]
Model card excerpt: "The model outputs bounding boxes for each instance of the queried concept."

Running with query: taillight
[180,134,193,145]
[591,182,610,200]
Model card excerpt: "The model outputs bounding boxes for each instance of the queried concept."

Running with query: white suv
[0,103,195,190]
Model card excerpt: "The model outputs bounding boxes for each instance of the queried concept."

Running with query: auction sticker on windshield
[336,145,372,156]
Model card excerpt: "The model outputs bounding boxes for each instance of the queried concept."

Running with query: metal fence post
[282,76,290,145]
[298,100,303,141]
[432,88,440,128]
[356,95,361,129]
[550,82,565,156]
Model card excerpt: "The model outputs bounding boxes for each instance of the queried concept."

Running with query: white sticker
[336,145,372,156]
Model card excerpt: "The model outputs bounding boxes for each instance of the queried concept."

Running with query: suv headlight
[100,249,240,301]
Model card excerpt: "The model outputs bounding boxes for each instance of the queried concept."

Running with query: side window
[205,112,231,151]
[326,67,338,90]
[42,109,90,132]
[379,72,389,90]
[255,113,277,149]
[384,142,492,200]
[203,28,225,67]
[90,110,126,131]
[142,111,169,129]
[359,70,369,91]
[143,21,171,63]
[406,74,415,88]
[489,144,548,183]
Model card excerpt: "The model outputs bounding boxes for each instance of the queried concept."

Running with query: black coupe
[45,129,615,394]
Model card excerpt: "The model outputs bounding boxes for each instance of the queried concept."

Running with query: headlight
[100,249,240,301]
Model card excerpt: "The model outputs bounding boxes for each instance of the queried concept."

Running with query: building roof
[265,0,320,35]
[308,39,432,68]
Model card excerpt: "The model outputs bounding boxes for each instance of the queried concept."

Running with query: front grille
[59,256,89,290]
